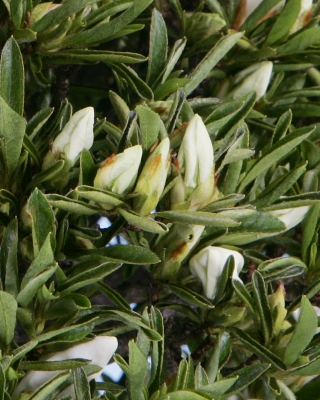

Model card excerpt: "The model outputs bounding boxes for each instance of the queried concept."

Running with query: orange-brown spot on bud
[170,242,188,261]
[233,0,247,30]
[103,154,116,168]
[149,154,162,176]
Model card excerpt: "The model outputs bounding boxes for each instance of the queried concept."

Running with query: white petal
[53,107,94,165]
[14,336,117,396]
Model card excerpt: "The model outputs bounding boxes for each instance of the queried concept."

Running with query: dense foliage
[1,0,320,399]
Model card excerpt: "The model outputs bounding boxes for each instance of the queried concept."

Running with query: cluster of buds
[14,336,118,397]
[170,114,216,211]
[42,107,94,189]
[189,246,244,299]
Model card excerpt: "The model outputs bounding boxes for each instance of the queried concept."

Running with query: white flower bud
[14,336,118,397]
[133,138,170,216]
[52,107,94,167]
[231,61,273,100]
[290,0,313,33]
[171,114,215,210]
[94,145,142,195]
[189,246,244,299]
[178,114,214,189]
[268,206,310,231]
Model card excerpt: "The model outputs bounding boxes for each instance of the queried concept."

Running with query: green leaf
[127,340,149,400]
[79,149,96,186]
[277,27,320,54]
[185,32,243,96]
[64,0,153,47]
[68,245,160,265]
[232,280,255,317]
[232,328,286,370]
[284,296,318,366]
[35,317,98,343]
[0,36,24,115]
[12,28,37,43]
[10,340,38,364]
[136,105,161,150]
[21,359,91,371]
[46,194,101,215]
[32,0,99,33]
[223,363,271,397]
[59,262,121,294]
[26,107,54,139]
[238,126,314,192]
[147,9,168,87]
[266,0,301,45]
[106,310,162,341]
[302,204,320,264]
[158,390,211,400]
[21,233,54,290]
[205,332,231,384]
[200,377,238,396]
[0,291,17,346]
[168,284,214,309]
[110,63,153,100]
[47,50,147,65]
[253,163,307,209]
[29,189,55,256]
[162,38,187,83]
[26,161,65,192]
[154,78,191,100]
[74,367,91,400]
[98,282,131,311]
[148,307,164,394]
[154,211,240,227]
[17,265,57,307]
[76,185,125,208]
[118,208,167,234]
[252,271,273,346]
[0,95,26,184]
[0,218,18,296]
[28,371,71,400]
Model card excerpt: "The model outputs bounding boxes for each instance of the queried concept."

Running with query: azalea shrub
[1,0,320,399]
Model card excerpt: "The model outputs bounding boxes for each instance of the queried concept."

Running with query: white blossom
[190,246,244,299]
[14,336,118,398]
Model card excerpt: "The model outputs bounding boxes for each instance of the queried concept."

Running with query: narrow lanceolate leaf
[224,363,271,397]
[266,0,301,45]
[252,271,273,346]
[168,284,214,309]
[0,291,17,346]
[136,105,161,150]
[0,37,24,115]
[284,296,318,366]
[0,95,26,184]
[29,189,55,256]
[154,211,240,227]
[127,341,150,400]
[184,32,243,96]
[64,0,153,46]
[232,328,286,371]
[238,126,314,192]
[277,27,320,54]
[73,367,91,400]
[147,9,168,87]
[118,208,167,234]
[0,218,18,296]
